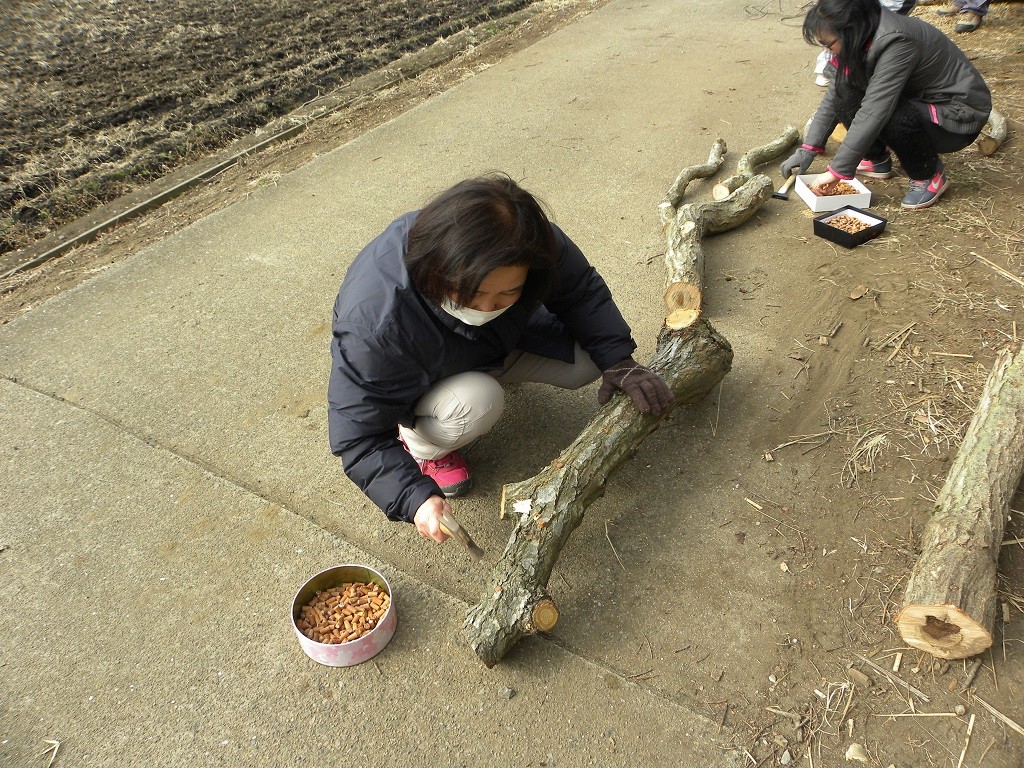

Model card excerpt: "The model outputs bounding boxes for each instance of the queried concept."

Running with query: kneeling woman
[328,175,672,543]
[782,0,991,210]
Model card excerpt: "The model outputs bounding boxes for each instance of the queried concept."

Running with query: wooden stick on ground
[974,695,1024,738]
[895,345,1024,659]
[711,126,799,201]
[853,653,931,703]
[462,136,780,666]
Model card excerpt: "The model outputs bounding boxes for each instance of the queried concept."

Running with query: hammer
[772,171,800,201]
[439,507,485,559]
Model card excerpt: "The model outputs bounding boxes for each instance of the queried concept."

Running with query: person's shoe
[955,11,982,32]
[416,451,473,496]
[856,156,894,179]
[814,50,831,87]
[935,2,962,15]
[901,164,949,210]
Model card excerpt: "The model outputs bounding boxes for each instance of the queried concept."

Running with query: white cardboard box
[795,174,871,212]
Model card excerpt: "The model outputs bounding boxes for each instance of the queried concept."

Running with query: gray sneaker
[935,2,962,15]
[901,164,949,210]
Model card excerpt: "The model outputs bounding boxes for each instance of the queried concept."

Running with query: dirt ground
[2,1,1023,766]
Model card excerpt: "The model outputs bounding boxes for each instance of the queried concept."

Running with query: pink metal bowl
[291,564,397,667]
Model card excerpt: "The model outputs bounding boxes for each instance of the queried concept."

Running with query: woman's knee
[415,371,505,436]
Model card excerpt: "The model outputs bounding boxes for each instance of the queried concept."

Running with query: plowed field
[0,0,533,256]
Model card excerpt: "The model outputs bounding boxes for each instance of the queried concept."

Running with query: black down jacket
[328,212,637,523]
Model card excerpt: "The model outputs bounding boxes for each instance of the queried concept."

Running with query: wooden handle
[439,508,485,559]
[779,172,799,193]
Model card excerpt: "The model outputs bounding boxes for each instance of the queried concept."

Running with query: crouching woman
[328,174,672,543]
[782,0,991,210]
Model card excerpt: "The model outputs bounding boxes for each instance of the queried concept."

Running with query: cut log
[976,108,1007,157]
[464,319,734,666]
[711,126,799,201]
[664,177,774,328]
[895,345,1024,659]
[463,135,782,666]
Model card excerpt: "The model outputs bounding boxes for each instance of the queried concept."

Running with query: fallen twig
[854,653,930,702]
[955,713,976,768]
[975,253,1024,289]
[39,740,60,768]
[960,657,984,692]
[873,322,917,352]
[871,711,961,718]
[605,520,626,572]
[973,695,1024,738]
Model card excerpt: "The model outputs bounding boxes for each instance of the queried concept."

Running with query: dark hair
[803,0,880,91]
[404,174,557,307]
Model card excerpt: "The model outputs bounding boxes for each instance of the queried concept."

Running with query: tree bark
[663,176,773,329]
[658,138,728,228]
[464,320,734,666]
[976,108,1007,157]
[463,136,782,666]
[711,126,799,201]
[895,345,1024,659]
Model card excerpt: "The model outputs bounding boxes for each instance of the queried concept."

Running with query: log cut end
[976,108,1007,156]
[530,598,559,632]
[663,281,701,313]
[977,135,1002,157]
[895,603,993,659]
[664,282,702,329]
[712,178,742,201]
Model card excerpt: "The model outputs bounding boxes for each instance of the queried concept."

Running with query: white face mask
[440,298,514,326]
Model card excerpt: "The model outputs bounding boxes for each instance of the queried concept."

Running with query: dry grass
[842,430,890,488]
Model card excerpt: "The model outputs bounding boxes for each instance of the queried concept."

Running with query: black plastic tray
[813,206,887,249]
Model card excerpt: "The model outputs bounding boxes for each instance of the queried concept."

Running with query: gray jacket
[328,212,637,522]
[805,10,991,178]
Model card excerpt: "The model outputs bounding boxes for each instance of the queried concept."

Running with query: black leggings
[834,83,980,180]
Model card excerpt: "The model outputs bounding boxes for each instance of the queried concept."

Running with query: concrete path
[1,0,819,764]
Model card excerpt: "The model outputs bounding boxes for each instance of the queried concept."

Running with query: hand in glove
[780,147,817,179]
[597,357,673,416]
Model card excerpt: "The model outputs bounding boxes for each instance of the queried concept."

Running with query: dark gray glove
[597,357,673,416]
[780,148,817,179]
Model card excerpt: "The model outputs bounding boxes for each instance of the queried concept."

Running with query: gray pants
[948,0,988,15]
[399,344,601,460]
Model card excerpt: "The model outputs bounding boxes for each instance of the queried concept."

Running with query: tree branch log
[895,344,1024,658]
[664,174,774,329]
[976,107,1007,157]
[658,138,728,228]
[463,135,785,666]
[464,321,734,666]
[711,126,799,201]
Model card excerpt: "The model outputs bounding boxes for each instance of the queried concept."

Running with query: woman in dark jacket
[328,175,672,544]
[781,0,991,210]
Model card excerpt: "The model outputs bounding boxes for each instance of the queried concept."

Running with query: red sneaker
[416,451,473,496]
[856,155,894,179]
